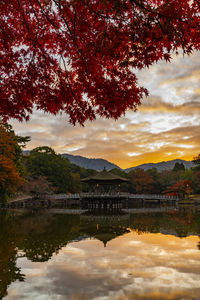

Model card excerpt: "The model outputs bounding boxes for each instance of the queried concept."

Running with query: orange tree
[164,179,193,199]
[128,168,154,193]
[0,0,200,124]
[0,123,30,202]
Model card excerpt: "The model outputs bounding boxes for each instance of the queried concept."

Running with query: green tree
[158,170,181,193]
[74,167,97,192]
[146,168,162,194]
[24,146,73,193]
[194,172,200,194]
[193,154,200,171]
[71,173,81,193]
[68,163,97,179]
[173,162,185,172]
[179,169,198,193]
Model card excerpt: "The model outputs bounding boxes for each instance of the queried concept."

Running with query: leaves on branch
[0,0,200,124]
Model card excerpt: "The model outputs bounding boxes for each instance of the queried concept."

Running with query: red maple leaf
[0,0,200,124]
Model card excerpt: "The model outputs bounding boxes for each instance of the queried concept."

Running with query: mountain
[125,159,194,172]
[64,155,194,172]
[61,154,120,171]
[23,151,194,172]
[22,150,119,171]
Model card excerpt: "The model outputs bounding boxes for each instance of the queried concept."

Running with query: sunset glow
[11,52,200,169]
[6,231,200,300]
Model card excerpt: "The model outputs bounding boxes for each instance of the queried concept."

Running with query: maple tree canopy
[0,0,200,124]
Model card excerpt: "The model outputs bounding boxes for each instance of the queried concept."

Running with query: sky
[6,231,200,299]
[11,51,200,169]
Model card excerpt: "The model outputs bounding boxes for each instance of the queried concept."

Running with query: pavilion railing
[42,193,179,201]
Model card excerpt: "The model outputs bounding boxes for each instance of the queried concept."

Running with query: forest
[0,122,200,203]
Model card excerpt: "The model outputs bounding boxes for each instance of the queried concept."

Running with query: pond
[1,206,200,299]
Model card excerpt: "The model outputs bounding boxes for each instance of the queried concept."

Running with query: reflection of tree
[20,214,81,262]
[129,211,200,239]
[198,241,200,250]
[0,211,82,297]
[129,213,161,234]
[21,213,131,257]
[1,208,200,298]
[0,211,24,299]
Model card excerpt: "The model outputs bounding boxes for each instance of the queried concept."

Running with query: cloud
[10,52,200,168]
[6,232,200,300]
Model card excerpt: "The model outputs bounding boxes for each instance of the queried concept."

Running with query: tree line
[110,163,200,198]
[0,123,200,202]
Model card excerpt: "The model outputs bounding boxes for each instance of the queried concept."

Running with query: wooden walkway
[123,207,178,214]
[4,192,179,209]
[42,193,179,201]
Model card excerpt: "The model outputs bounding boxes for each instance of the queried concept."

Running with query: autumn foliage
[1,0,200,124]
[0,124,24,200]
[165,179,193,199]
[129,168,153,193]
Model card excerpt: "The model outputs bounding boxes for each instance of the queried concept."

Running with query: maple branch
[82,0,127,22]
[27,0,41,63]
[51,0,73,34]
[73,7,77,37]
[16,0,42,64]
[129,0,154,15]
[36,0,59,29]
[60,54,83,109]
[28,0,40,25]
[31,26,40,64]
[129,0,190,23]
[16,0,49,67]
[16,0,32,35]
[1,0,199,124]
[51,0,81,55]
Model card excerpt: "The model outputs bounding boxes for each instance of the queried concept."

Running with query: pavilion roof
[80,214,130,246]
[81,169,129,184]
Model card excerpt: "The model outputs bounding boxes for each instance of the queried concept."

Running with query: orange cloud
[10,52,200,169]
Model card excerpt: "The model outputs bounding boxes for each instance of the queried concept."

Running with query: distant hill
[61,154,120,171]
[23,151,194,172]
[22,150,119,171]
[125,159,194,172]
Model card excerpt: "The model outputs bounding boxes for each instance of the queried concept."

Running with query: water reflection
[0,208,200,299]
[0,211,25,299]
[80,214,130,247]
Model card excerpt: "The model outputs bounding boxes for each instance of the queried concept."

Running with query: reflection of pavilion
[80,214,130,247]
[81,169,129,212]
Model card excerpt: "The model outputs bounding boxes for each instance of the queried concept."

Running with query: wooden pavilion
[81,168,129,212]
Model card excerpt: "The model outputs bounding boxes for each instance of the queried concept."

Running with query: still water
[1,207,200,300]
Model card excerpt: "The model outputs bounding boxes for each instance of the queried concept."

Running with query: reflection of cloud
[10,52,200,168]
[6,232,200,300]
